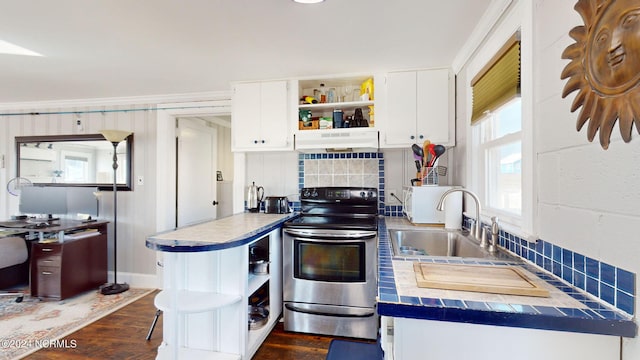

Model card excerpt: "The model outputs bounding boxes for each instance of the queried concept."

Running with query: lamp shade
[99,129,132,143]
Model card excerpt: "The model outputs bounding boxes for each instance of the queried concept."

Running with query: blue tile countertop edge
[376,217,637,338]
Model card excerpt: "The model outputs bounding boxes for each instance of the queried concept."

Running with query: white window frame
[465,0,535,238]
[477,98,523,225]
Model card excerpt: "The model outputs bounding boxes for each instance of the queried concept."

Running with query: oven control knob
[312,190,318,197]
[360,191,366,198]
[303,190,311,197]
[368,191,374,198]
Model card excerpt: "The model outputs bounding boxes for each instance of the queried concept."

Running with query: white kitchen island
[146,212,297,360]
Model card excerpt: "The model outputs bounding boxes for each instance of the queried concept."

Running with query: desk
[1,220,108,300]
[0,232,29,289]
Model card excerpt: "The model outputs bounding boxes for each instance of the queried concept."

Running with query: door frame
[155,99,232,233]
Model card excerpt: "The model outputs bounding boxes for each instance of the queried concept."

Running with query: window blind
[471,34,521,124]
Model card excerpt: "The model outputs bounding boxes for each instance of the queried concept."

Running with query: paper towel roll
[444,191,462,230]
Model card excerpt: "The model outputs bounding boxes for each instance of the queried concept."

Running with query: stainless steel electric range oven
[283,187,378,340]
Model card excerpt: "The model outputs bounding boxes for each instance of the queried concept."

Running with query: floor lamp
[99,129,132,295]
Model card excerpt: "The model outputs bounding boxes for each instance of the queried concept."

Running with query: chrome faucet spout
[437,188,482,240]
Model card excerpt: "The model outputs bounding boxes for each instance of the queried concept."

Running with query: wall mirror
[15,134,133,191]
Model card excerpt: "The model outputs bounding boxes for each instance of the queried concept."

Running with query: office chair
[0,236,29,302]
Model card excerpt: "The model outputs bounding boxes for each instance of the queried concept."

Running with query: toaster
[264,196,290,214]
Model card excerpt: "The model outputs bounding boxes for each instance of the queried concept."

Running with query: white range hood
[294,128,379,152]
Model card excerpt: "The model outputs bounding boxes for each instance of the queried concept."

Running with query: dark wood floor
[26,290,164,360]
[26,290,368,359]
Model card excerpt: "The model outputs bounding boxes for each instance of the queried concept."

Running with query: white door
[177,118,218,227]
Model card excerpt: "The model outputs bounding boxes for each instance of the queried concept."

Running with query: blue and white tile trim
[463,217,637,316]
[377,217,637,337]
[297,152,385,214]
[384,205,404,217]
[297,152,405,217]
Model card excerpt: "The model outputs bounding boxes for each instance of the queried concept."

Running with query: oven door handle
[284,228,377,240]
[285,303,375,318]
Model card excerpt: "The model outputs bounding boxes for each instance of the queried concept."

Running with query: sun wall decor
[561,0,640,149]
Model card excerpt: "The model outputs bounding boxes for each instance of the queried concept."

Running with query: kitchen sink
[389,229,513,260]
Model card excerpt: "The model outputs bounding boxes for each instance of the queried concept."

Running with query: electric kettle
[247,182,264,213]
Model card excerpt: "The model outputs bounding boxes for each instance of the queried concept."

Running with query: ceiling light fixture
[293,0,325,4]
[0,39,42,57]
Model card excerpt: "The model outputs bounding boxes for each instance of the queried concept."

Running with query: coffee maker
[247,182,264,213]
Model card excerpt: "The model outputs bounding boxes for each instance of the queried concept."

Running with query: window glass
[479,97,522,216]
[64,156,90,183]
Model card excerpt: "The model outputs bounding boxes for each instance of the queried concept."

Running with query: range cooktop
[284,215,378,231]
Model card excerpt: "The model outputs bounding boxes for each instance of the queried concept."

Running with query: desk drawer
[36,256,61,268]
[32,244,62,257]
[35,266,61,298]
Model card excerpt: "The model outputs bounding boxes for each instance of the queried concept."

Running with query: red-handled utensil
[427,144,436,167]
[429,144,446,167]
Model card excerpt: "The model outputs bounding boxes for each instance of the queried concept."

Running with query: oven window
[294,240,366,282]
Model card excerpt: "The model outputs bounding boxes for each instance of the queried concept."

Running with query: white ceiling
[0,0,492,104]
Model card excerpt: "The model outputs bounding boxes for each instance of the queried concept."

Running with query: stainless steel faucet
[488,216,499,253]
[436,188,482,241]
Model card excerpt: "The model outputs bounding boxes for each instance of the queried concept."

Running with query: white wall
[456,0,640,357]
[245,152,299,202]
[0,105,159,286]
[534,1,640,355]
[535,0,640,266]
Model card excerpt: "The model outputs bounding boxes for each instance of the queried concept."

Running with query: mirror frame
[15,133,134,191]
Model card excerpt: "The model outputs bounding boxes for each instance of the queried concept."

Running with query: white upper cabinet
[232,80,292,152]
[378,68,455,148]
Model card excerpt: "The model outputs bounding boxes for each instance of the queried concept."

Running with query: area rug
[0,287,154,360]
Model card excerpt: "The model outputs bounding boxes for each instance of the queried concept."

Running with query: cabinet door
[381,71,419,147]
[259,80,291,150]
[232,82,263,151]
[417,68,454,146]
[232,81,291,152]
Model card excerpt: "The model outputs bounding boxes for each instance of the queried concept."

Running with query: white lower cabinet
[382,316,620,360]
[155,228,282,359]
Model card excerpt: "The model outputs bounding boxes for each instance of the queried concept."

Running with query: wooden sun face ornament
[561,0,640,149]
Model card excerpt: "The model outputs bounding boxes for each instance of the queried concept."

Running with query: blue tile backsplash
[462,216,637,316]
[297,151,636,317]
[298,152,385,214]
[377,218,636,337]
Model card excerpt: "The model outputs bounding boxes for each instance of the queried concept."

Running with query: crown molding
[0,90,232,111]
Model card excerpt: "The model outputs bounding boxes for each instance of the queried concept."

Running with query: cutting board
[413,262,550,297]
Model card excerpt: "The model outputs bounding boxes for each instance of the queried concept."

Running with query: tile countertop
[378,217,637,338]
[146,212,298,252]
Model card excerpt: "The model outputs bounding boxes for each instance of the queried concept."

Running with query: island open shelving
[146,213,293,360]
